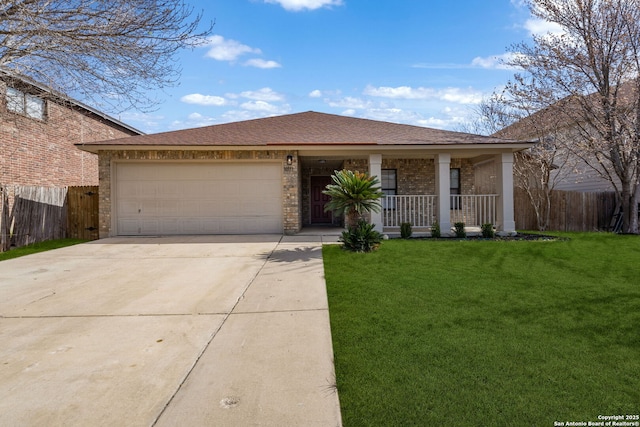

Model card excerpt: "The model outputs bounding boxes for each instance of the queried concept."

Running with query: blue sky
[122,0,554,134]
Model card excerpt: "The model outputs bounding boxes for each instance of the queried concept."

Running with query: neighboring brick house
[1,70,142,188]
[77,111,532,237]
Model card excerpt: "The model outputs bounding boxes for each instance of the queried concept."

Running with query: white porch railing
[450,194,498,226]
[381,194,498,228]
[382,195,437,228]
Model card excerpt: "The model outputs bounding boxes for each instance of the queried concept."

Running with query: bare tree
[467,92,577,231]
[0,0,213,112]
[503,0,640,233]
[458,93,518,136]
[504,116,576,232]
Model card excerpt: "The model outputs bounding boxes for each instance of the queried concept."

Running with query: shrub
[454,222,466,238]
[323,169,383,228]
[400,222,413,239]
[431,222,441,238]
[481,223,495,238]
[340,220,383,252]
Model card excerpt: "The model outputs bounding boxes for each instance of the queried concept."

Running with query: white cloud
[180,93,228,106]
[239,87,285,102]
[328,96,372,109]
[118,111,165,133]
[244,58,282,69]
[438,88,483,104]
[169,112,219,129]
[239,101,292,116]
[412,54,523,70]
[204,35,261,61]
[240,100,281,112]
[309,89,323,98]
[524,18,564,36]
[263,0,343,12]
[363,85,482,104]
[470,53,517,70]
[363,85,430,99]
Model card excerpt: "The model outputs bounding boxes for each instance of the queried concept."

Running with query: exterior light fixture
[286,155,293,165]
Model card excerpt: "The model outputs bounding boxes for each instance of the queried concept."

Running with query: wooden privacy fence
[0,185,98,251]
[66,186,99,241]
[514,188,616,232]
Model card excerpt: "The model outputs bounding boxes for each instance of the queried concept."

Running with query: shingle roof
[77,111,527,149]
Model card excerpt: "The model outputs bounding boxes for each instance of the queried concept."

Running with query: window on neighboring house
[381,169,397,209]
[450,168,461,210]
[5,87,46,120]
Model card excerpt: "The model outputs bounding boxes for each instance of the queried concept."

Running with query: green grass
[323,233,640,426]
[0,238,87,261]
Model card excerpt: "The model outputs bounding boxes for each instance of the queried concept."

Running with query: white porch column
[369,153,383,232]
[435,153,451,234]
[496,152,516,235]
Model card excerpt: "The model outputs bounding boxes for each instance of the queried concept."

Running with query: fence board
[67,186,99,240]
[10,186,68,248]
[1,185,99,250]
[515,188,616,232]
[1,186,9,252]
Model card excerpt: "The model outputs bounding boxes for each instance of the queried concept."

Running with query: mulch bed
[407,233,562,241]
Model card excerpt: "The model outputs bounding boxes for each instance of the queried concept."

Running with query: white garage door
[115,162,283,235]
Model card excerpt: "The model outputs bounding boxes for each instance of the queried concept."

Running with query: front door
[310,176,332,224]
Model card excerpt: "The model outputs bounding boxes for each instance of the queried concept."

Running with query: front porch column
[496,152,516,235]
[435,153,451,234]
[369,153,383,232]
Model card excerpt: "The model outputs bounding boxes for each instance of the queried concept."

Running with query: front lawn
[0,239,86,261]
[323,233,640,426]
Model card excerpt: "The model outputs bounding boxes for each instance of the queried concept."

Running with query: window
[450,168,461,209]
[5,87,45,120]
[381,169,397,209]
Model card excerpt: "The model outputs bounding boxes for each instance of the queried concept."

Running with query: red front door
[310,176,332,224]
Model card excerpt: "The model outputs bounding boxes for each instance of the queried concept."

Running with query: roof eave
[75,141,535,155]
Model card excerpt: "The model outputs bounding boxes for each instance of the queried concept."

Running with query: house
[494,85,640,232]
[1,69,143,189]
[76,111,533,237]
[495,82,640,196]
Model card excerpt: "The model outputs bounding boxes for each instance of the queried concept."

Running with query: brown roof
[77,111,527,150]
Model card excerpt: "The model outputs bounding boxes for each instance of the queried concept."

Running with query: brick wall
[1,82,137,188]
[343,158,474,195]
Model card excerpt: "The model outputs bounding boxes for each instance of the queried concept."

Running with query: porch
[299,152,516,236]
[381,194,498,231]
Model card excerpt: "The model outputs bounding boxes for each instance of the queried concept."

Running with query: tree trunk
[619,179,639,233]
[345,210,362,229]
[623,186,639,233]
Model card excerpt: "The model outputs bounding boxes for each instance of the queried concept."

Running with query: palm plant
[322,169,383,228]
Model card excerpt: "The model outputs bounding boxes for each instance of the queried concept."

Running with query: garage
[114,162,283,235]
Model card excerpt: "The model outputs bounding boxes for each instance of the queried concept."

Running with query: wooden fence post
[0,185,9,252]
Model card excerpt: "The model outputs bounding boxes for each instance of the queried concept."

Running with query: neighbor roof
[77,111,529,152]
[1,68,143,136]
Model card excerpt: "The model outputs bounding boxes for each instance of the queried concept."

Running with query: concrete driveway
[0,235,342,426]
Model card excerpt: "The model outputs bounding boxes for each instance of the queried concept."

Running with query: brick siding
[1,82,137,188]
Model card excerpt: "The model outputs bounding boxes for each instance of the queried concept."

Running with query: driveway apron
[0,235,342,427]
